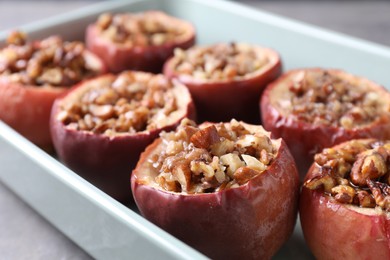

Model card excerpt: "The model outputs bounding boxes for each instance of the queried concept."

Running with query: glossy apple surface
[86,11,196,73]
[300,165,390,260]
[261,68,390,179]
[131,122,299,259]
[51,73,196,202]
[164,44,282,124]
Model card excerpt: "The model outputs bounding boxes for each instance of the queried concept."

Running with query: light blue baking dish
[1,0,390,259]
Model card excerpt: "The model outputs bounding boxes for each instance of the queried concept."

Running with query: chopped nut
[89,104,114,119]
[152,119,278,193]
[306,139,390,211]
[190,125,220,149]
[331,185,355,204]
[190,160,213,178]
[173,163,192,192]
[367,180,390,211]
[37,68,63,85]
[0,32,100,86]
[60,72,179,134]
[356,190,376,208]
[210,139,235,156]
[97,13,113,30]
[96,12,189,46]
[288,70,389,129]
[220,153,245,178]
[173,43,268,80]
[6,31,26,45]
[350,149,387,186]
[305,175,336,193]
[233,166,260,185]
[241,154,266,172]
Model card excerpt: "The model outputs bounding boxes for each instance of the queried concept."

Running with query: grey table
[0,1,389,259]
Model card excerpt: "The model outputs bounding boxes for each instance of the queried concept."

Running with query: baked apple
[163,42,282,123]
[0,31,105,151]
[300,139,390,260]
[261,68,390,178]
[50,71,195,202]
[132,119,299,259]
[86,11,196,73]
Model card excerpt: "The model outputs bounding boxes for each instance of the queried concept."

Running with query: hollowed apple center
[144,119,280,194]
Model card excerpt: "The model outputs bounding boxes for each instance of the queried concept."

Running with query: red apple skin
[50,75,196,202]
[260,68,390,179]
[0,81,65,151]
[0,51,105,152]
[85,13,196,74]
[300,165,390,260]
[164,47,282,124]
[132,135,299,259]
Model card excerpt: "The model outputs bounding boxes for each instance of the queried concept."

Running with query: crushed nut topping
[287,70,390,129]
[171,43,269,80]
[58,72,180,135]
[0,31,101,86]
[304,139,390,211]
[150,119,278,194]
[95,11,191,46]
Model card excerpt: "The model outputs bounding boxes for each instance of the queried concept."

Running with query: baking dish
[1,0,390,258]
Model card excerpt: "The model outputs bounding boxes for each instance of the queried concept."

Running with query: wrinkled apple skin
[0,81,65,151]
[164,48,282,124]
[132,138,299,259]
[260,68,390,179]
[300,166,390,260]
[86,21,195,74]
[50,76,196,202]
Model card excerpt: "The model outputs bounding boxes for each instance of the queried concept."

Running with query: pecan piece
[233,166,260,185]
[172,163,192,192]
[190,125,220,149]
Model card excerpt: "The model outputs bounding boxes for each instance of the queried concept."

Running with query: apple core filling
[95,11,192,47]
[57,72,181,135]
[304,139,390,211]
[171,43,269,80]
[0,31,101,86]
[149,119,278,194]
[287,70,389,129]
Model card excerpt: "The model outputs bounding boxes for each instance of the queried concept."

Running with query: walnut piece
[305,139,390,211]
[350,149,387,186]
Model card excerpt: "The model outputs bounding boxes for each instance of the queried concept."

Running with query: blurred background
[0,0,389,46]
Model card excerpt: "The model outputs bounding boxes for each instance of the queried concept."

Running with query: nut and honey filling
[287,70,390,129]
[304,139,390,211]
[150,119,278,194]
[57,72,179,135]
[95,12,191,46]
[0,31,101,86]
[172,43,269,80]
